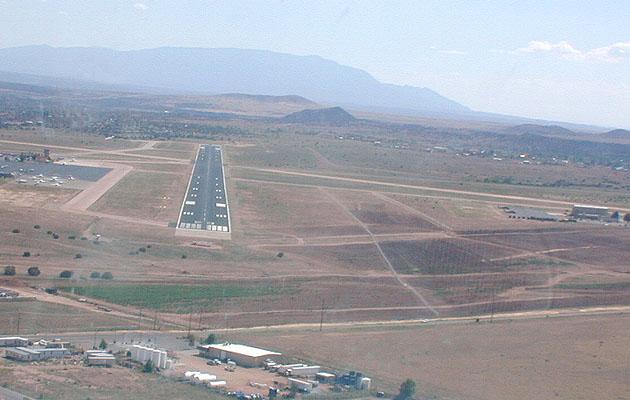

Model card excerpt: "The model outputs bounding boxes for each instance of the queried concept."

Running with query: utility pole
[198,308,203,330]
[187,311,193,338]
[319,299,325,332]
[16,312,20,335]
[153,309,158,331]
[490,291,496,323]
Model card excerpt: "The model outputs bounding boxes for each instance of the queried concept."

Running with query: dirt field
[0,356,222,400]
[225,312,630,400]
[0,300,150,334]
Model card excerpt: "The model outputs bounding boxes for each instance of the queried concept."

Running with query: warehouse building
[571,204,610,220]
[0,337,29,347]
[6,347,71,361]
[85,350,116,367]
[197,343,282,367]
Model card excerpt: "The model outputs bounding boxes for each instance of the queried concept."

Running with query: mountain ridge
[0,45,469,115]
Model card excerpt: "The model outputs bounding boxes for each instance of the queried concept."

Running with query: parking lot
[0,160,111,182]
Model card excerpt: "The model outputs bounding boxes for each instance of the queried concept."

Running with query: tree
[59,270,73,278]
[276,252,284,258]
[143,359,154,373]
[395,379,416,400]
[75,253,83,259]
[23,251,30,257]
[11,229,19,234]
[204,333,217,344]
[90,271,101,279]
[624,213,630,223]
[33,225,41,229]
[27,266,40,276]
[611,211,620,219]
[99,339,107,350]
[3,266,16,276]
[101,272,113,280]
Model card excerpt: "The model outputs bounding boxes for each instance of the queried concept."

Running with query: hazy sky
[1,1,629,128]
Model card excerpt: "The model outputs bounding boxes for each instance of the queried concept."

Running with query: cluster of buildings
[196,342,371,396]
[502,204,625,224]
[1,148,52,163]
[1,336,115,366]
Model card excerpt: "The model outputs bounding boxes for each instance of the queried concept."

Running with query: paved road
[33,305,630,353]
[177,144,230,232]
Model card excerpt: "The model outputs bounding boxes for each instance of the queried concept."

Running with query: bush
[204,333,216,344]
[33,225,41,229]
[27,266,40,276]
[11,229,19,234]
[181,254,187,259]
[90,272,101,279]
[75,254,83,259]
[52,234,59,239]
[59,270,73,278]
[3,266,16,276]
[68,235,76,240]
[47,231,53,235]
[101,272,113,280]
[99,339,108,350]
[138,248,146,253]
[276,252,284,258]
[395,379,416,400]
[143,360,154,373]
[23,251,31,257]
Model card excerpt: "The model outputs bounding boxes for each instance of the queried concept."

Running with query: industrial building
[501,206,562,222]
[85,350,116,367]
[5,347,71,361]
[570,204,611,220]
[197,343,282,367]
[38,339,71,348]
[0,336,29,347]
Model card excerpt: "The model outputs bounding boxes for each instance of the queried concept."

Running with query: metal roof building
[197,343,281,367]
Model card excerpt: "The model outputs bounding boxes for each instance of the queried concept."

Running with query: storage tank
[183,370,200,379]
[193,373,216,385]
[131,345,139,360]
[150,349,161,366]
[360,377,371,390]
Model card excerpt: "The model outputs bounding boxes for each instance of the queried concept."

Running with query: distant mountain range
[0,45,469,116]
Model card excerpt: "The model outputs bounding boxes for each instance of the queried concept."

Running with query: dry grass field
[226,313,630,400]
[0,128,626,332]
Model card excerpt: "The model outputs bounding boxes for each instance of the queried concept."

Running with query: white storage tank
[193,373,216,385]
[183,370,200,379]
[150,349,161,366]
[360,377,371,390]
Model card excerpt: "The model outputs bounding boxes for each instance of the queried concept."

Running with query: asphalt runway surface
[177,145,230,232]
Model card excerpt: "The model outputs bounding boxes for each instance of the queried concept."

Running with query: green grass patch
[56,283,298,311]
[504,258,574,268]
